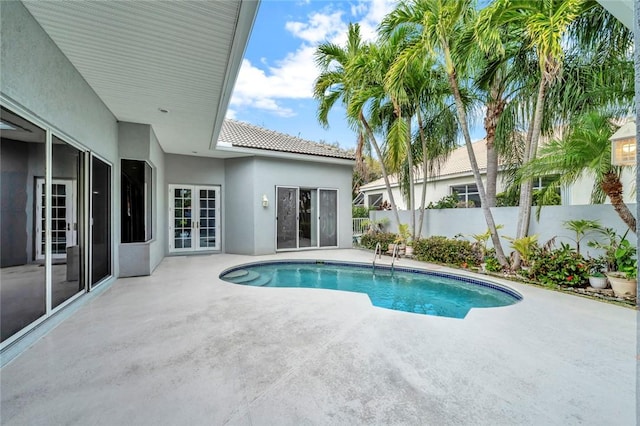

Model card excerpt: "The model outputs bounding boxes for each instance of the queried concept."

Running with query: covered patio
[1,250,635,424]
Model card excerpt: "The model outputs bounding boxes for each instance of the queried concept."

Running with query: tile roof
[360,140,490,190]
[219,119,355,160]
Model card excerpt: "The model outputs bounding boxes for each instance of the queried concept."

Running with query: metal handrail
[372,242,382,274]
[390,244,400,274]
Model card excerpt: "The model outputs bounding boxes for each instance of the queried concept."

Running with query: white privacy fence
[367,204,637,256]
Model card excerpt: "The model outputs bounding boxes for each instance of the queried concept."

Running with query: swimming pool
[220,261,521,319]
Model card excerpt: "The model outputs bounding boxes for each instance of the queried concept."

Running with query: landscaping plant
[529,243,589,287]
[413,236,478,267]
[360,232,397,251]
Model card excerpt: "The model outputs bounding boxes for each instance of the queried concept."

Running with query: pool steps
[222,270,271,286]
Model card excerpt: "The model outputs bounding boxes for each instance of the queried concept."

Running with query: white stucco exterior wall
[1,1,120,278]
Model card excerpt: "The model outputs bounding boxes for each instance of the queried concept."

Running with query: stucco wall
[165,154,226,253]
[1,1,119,277]
[0,1,117,160]
[117,122,166,276]
[252,157,353,255]
[149,128,166,272]
[371,204,637,258]
[224,157,256,255]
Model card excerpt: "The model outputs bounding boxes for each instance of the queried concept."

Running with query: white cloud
[285,10,346,44]
[354,0,398,41]
[231,0,399,118]
[225,108,237,119]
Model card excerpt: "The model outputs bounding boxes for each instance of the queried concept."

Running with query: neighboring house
[0,2,353,348]
[359,140,635,210]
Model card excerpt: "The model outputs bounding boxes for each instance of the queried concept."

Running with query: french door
[35,179,76,260]
[168,185,220,252]
[276,186,338,251]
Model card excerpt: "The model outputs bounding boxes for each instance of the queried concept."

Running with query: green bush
[360,232,397,250]
[426,193,459,209]
[529,243,589,287]
[352,206,369,218]
[484,251,503,272]
[413,236,478,266]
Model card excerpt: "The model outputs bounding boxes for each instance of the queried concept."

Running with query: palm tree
[517,112,636,233]
[476,0,588,251]
[313,23,402,227]
[381,0,509,267]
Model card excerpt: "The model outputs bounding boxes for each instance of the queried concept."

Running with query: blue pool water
[220,261,521,319]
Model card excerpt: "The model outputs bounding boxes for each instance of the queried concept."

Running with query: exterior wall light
[262,194,269,207]
[610,120,636,166]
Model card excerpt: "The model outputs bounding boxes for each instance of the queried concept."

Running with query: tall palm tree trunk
[602,171,636,232]
[360,111,402,227]
[516,79,547,241]
[405,116,416,240]
[417,110,428,240]
[447,70,509,268]
[483,94,505,207]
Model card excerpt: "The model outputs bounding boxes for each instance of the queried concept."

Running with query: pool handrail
[372,242,382,274]
[390,244,400,274]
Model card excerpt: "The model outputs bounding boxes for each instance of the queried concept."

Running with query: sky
[227,0,487,151]
[226,0,400,151]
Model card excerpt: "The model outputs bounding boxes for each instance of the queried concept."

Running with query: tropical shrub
[614,239,637,279]
[360,232,396,250]
[484,255,503,272]
[352,206,369,218]
[529,243,589,287]
[413,236,477,266]
[426,193,459,209]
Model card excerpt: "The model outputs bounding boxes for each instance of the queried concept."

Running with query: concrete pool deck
[1,249,637,425]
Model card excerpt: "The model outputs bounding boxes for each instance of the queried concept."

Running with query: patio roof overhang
[596,0,634,30]
[22,0,259,158]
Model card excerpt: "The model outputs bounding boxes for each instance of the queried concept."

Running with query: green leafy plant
[587,256,607,278]
[504,235,539,267]
[352,206,370,218]
[614,239,637,279]
[529,243,589,287]
[587,228,636,278]
[426,193,459,209]
[360,232,396,250]
[563,219,602,255]
[395,223,411,245]
[413,236,478,267]
[483,250,503,272]
[469,225,504,262]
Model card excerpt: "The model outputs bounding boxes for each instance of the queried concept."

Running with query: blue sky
[227,0,399,150]
[227,0,485,150]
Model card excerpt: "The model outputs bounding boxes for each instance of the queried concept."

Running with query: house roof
[219,120,356,160]
[22,1,259,157]
[360,140,490,191]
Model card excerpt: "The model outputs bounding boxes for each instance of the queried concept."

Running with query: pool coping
[219,259,524,302]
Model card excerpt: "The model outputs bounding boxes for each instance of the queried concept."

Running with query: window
[368,194,383,208]
[451,184,480,208]
[121,159,152,243]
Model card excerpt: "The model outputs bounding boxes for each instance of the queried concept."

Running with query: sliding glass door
[0,106,47,343]
[91,156,111,287]
[276,187,338,251]
[319,189,338,247]
[0,105,106,345]
[51,137,84,308]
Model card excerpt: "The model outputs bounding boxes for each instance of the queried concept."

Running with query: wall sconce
[262,194,269,208]
[610,120,636,166]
